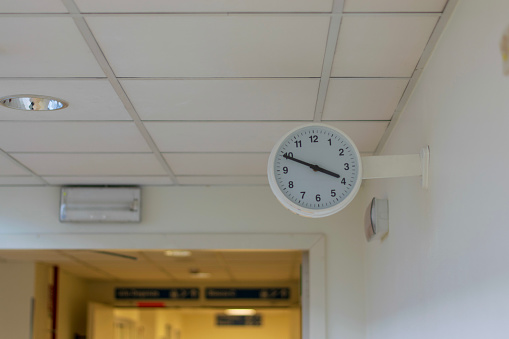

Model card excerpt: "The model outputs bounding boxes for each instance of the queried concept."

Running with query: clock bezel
[267,123,363,218]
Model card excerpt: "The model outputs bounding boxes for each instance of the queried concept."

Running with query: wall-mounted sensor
[364,198,389,242]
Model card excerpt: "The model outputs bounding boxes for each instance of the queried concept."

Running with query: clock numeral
[300,192,306,199]
[331,189,336,197]
[288,181,294,188]
[339,148,344,156]
[344,163,350,170]
[309,135,318,143]
[294,140,302,148]
[283,167,288,174]
[341,178,346,185]
[315,194,321,202]
[283,152,293,158]
[328,138,332,146]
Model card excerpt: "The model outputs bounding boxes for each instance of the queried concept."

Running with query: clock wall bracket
[361,146,430,189]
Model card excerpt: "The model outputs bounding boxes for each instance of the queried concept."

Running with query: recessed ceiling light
[224,309,257,316]
[0,95,68,111]
[189,268,211,278]
[164,250,192,257]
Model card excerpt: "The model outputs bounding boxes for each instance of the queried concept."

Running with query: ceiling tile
[86,15,329,77]
[164,153,269,176]
[344,0,447,12]
[0,122,150,152]
[178,176,268,186]
[0,250,70,262]
[0,80,131,121]
[146,122,387,153]
[325,121,389,152]
[12,153,167,176]
[121,79,318,121]
[0,0,67,13]
[221,251,298,261]
[0,153,30,175]
[0,18,104,77]
[76,0,332,12]
[43,176,172,186]
[0,176,44,185]
[331,15,439,77]
[323,78,409,120]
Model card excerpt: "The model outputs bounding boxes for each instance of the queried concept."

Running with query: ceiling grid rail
[374,0,460,154]
[313,0,346,122]
[60,0,180,185]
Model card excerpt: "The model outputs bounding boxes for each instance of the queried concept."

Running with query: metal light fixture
[0,94,68,111]
[59,187,141,223]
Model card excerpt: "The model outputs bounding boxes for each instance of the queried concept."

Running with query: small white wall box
[364,198,389,242]
[59,187,141,223]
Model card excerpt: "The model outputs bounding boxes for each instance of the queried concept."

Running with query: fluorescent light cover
[164,250,192,257]
[190,272,211,278]
[224,309,256,316]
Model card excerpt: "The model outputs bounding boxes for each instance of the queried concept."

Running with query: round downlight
[0,95,68,111]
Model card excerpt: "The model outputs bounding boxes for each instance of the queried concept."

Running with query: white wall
[180,309,298,339]
[0,262,35,339]
[0,186,367,339]
[363,0,509,338]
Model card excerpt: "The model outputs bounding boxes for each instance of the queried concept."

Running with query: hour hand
[283,154,340,178]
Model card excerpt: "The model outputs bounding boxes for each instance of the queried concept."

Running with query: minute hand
[283,154,340,178]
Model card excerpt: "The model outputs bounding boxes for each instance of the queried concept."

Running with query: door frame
[0,233,326,339]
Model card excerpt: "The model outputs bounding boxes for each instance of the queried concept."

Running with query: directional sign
[217,315,262,326]
[206,288,290,300]
[115,288,199,300]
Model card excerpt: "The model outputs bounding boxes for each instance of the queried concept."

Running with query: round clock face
[268,124,362,218]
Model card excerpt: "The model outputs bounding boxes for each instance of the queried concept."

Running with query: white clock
[268,124,362,218]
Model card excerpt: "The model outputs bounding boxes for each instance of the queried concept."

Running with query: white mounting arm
[361,146,430,189]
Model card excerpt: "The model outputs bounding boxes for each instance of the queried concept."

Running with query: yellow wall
[181,309,299,339]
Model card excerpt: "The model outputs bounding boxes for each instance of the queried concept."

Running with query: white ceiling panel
[164,153,269,176]
[0,250,70,262]
[325,121,389,152]
[323,78,409,120]
[0,122,150,152]
[0,0,67,13]
[0,153,30,175]
[146,122,387,153]
[0,18,104,77]
[178,176,268,186]
[121,79,319,121]
[344,0,447,13]
[11,153,167,176]
[43,176,173,186]
[221,251,298,261]
[75,0,332,13]
[332,15,439,77]
[0,80,131,121]
[86,15,330,78]
[0,176,44,185]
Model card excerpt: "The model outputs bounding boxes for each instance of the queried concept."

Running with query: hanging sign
[205,287,290,300]
[115,287,200,300]
[216,315,262,326]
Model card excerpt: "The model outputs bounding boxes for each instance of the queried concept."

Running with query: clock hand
[283,154,340,178]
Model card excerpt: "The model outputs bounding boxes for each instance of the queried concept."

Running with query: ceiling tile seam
[0,77,108,80]
[312,0,345,122]
[215,252,236,282]
[118,77,322,80]
[374,0,459,155]
[0,149,49,185]
[60,0,179,185]
[56,250,118,280]
[139,252,178,280]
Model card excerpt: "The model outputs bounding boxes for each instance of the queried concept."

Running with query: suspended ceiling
[0,0,453,187]
[0,249,301,282]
